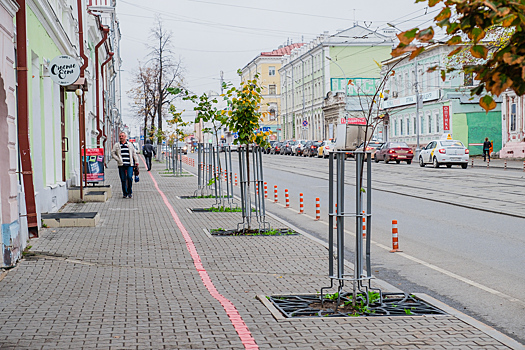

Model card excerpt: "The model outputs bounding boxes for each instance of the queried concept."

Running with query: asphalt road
[184,150,525,344]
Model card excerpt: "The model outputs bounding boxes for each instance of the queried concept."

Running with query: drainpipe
[15,0,39,238]
[101,52,114,162]
[95,26,110,147]
[77,0,88,199]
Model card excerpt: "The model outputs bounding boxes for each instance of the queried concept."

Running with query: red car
[374,142,414,164]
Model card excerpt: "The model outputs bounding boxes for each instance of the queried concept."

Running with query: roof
[260,43,305,57]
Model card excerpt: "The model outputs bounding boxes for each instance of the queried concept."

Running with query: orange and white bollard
[264,182,268,199]
[299,193,304,214]
[235,173,238,186]
[315,198,320,221]
[256,183,259,195]
[471,159,474,168]
[274,185,278,203]
[487,159,490,168]
[285,189,290,207]
[334,203,338,229]
[504,159,507,170]
[224,172,227,183]
[390,220,402,253]
[523,160,525,172]
[362,210,366,238]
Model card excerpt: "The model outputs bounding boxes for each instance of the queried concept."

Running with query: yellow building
[241,43,304,140]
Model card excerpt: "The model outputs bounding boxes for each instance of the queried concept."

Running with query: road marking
[143,156,259,350]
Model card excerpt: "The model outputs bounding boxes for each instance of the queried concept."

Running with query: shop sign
[49,55,81,86]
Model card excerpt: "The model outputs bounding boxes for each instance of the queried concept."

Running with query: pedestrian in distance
[483,137,491,162]
[111,131,139,198]
[142,139,156,171]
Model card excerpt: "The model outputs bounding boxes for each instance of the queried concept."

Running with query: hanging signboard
[49,55,81,86]
[443,106,450,131]
[81,148,104,182]
[340,117,367,125]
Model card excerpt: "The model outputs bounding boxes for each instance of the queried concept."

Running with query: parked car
[270,141,283,155]
[375,142,414,164]
[263,141,276,154]
[292,140,307,156]
[317,141,329,158]
[303,140,323,157]
[321,141,337,158]
[281,140,296,155]
[355,141,384,160]
[419,138,469,168]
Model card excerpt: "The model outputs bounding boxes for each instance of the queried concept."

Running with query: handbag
[133,165,140,176]
[134,175,140,182]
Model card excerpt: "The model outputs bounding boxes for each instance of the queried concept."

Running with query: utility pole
[220,71,224,94]
[414,60,421,158]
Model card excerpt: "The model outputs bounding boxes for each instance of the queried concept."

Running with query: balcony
[87,0,116,12]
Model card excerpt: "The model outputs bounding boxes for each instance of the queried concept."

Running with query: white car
[419,139,469,168]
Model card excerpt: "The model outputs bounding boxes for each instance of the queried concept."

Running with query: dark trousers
[483,149,490,161]
[144,155,152,171]
[118,166,134,196]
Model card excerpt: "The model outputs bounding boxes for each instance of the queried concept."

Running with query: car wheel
[406,160,412,165]
[461,163,468,169]
[374,155,379,163]
[419,157,425,167]
[446,164,452,168]
[433,157,440,168]
[396,160,401,164]
[384,157,389,164]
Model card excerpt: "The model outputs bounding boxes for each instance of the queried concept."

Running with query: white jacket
[111,141,139,167]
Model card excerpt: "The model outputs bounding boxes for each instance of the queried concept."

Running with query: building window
[406,118,410,135]
[510,103,517,131]
[400,118,404,135]
[428,114,433,134]
[269,108,276,121]
[269,85,276,95]
[464,72,474,87]
[269,66,276,76]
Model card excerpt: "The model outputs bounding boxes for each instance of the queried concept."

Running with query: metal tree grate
[268,293,447,318]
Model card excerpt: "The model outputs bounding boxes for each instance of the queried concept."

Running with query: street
[186,151,525,344]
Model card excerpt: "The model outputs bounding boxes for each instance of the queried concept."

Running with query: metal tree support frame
[210,145,235,208]
[172,143,183,176]
[322,151,381,308]
[195,143,212,196]
[237,146,269,232]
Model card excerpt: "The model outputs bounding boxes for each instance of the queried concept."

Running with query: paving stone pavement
[0,159,523,350]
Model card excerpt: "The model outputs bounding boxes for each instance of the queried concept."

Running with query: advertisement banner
[340,117,367,125]
[443,106,450,131]
[81,148,104,182]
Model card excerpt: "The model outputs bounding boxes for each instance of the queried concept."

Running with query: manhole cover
[267,292,446,318]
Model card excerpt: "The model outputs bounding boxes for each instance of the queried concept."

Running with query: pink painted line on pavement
[142,157,259,350]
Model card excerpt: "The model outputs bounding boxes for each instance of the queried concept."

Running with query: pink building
[500,90,525,158]
[1,0,24,266]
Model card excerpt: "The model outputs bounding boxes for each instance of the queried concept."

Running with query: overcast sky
[117,0,436,134]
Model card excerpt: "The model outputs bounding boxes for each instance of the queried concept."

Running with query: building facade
[0,0,21,266]
[279,25,394,141]
[241,43,303,141]
[1,0,122,267]
[381,45,502,154]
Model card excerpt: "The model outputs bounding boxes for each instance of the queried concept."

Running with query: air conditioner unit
[392,91,399,98]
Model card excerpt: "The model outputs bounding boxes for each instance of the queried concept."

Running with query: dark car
[303,140,323,157]
[281,140,296,155]
[270,141,283,155]
[374,141,414,164]
[264,140,276,154]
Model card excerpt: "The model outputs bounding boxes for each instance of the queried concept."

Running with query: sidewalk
[0,159,523,349]
[470,156,525,170]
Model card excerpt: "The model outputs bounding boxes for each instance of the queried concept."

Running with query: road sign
[140,135,144,140]
[302,120,308,127]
